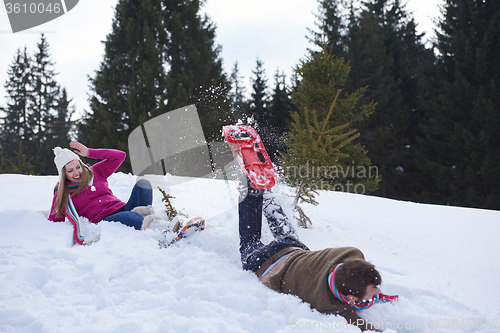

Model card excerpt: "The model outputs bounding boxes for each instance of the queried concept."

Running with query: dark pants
[103,179,153,230]
[238,183,309,272]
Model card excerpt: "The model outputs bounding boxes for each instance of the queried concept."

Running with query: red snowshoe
[222,125,277,189]
[159,216,206,248]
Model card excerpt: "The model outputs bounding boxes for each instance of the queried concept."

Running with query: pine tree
[0,151,7,173]
[310,0,349,57]
[30,34,70,174]
[346,0,405,199]
[246,59,289,160]
[45,88,74,157]
[0,47,32,166]
[248,58,269,123]
[279,43,379,227]
[337,0,431,200]
[162,0,232,141]
[80,0,167,172]
[264,69,292,160]
[228,61,248,119]
[0,35,72,175]
[269,69,292,133]
[419,0,500,209]
[8,140,35,175]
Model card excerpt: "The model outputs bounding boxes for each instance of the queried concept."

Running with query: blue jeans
[238,181,309,272]
[103,179,153,230]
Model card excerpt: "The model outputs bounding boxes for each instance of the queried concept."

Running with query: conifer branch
[316,89,342,147]
[158,186,188,221]
[335,131,360,150]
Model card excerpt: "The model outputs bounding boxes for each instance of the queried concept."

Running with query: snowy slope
[0,173,499,333]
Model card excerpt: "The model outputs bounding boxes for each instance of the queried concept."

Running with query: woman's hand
[70,141,89,157]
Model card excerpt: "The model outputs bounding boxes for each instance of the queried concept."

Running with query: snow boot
[131,205,155,217]
[141,214,170,231]
[262,190,298,240]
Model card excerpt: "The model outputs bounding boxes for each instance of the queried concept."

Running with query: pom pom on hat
[53,147,63,155]
[54,146,81,175]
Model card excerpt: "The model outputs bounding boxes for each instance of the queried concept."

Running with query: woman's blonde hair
[52,161,94,218]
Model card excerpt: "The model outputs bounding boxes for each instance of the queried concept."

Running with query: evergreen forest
[1,0,499,211]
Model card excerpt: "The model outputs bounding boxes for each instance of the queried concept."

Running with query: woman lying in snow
[48,142,170,238]
[237,179,398,332]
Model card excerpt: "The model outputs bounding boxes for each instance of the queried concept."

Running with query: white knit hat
[53,147,81,175]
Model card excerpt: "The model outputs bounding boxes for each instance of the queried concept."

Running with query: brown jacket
[263,246,379,332]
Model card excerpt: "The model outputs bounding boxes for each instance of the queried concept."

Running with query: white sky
[0,0,444,120]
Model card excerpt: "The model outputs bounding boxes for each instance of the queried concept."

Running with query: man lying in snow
[238,180,398,332]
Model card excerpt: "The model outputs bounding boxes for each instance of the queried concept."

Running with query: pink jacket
[48,148,127,223]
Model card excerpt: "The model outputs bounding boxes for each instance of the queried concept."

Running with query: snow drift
[0,173,498,333]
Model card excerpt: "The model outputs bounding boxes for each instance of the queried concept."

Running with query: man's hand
[70,141,89,157]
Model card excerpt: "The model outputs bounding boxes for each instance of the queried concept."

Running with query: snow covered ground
[0,172,499,333]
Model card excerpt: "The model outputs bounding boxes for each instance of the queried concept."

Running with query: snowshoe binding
[159,216,206,248]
